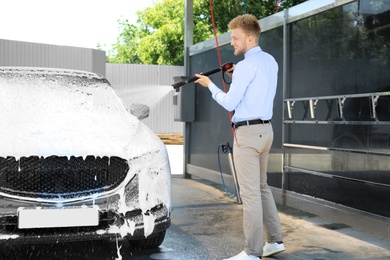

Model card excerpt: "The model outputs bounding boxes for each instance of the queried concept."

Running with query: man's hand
[194,74,212,88]
[225,64,235,78]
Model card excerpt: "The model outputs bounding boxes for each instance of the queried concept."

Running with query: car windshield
[0,71,126,115]
[0,69,137,159]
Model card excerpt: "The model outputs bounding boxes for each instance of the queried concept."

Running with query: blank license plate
[18,206,99,229]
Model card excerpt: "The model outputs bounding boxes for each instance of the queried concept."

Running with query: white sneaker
[262,242,285,257]
[223,251,260,260]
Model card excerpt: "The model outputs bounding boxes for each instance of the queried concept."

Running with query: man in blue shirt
[195,14,285,260]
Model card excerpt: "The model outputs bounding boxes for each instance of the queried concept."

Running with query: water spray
[171,62,233,90]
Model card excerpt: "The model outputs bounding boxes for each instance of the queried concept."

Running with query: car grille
[0,156,129,199]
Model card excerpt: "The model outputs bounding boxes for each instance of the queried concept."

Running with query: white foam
[0,68,172,241]
[0,234,19,240]
[0,79,137,159]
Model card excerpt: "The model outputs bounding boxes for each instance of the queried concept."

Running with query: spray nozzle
[172,62,233,90]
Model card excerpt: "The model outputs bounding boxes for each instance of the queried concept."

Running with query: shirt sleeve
[208,62,253,112]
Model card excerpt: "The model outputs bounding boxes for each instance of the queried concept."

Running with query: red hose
[208,0,234,134]
[276,0,281,13]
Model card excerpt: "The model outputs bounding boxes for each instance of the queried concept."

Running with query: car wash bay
[1,176,389,260]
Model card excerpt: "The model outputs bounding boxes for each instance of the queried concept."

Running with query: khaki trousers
[233,123,283,256]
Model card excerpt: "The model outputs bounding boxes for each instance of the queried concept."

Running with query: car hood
[0,111,140,160]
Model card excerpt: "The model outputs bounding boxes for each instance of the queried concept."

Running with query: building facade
[182,0,390,238]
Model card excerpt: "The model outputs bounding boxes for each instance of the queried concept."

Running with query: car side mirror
[130,103,150,120]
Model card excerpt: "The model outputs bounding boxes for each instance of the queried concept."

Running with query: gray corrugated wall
[106,63,184,134]
[0,39,105,75]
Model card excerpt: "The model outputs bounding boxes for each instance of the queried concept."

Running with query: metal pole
[183,0,193,179]
[184,0,193,69]
[281,8,289,205]
[225,144,242,204]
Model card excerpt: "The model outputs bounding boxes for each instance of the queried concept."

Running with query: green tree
[108,23,145,64]
[198,0,308,33]
[107,0,308,65]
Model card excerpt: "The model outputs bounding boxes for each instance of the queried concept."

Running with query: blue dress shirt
[208,46,278,124]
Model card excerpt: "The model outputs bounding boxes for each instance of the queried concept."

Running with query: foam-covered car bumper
[0,204,170,244]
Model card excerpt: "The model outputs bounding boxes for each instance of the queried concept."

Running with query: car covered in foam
[0,67,171,249]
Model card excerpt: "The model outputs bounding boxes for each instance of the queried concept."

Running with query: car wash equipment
[218,142,242,204]
[171,62,233,90]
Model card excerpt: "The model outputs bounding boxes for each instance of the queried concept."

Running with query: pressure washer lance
[221,142,242,204]
[171,62,233,90]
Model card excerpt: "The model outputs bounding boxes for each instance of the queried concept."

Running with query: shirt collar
[244,46,262,58]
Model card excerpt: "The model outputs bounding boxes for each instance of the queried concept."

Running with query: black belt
[232,119,271,129]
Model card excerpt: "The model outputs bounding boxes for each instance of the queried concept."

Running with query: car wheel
[128,230,166,250]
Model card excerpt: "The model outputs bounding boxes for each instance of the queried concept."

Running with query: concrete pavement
[157,176,390,260]
[1,176,388,259]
